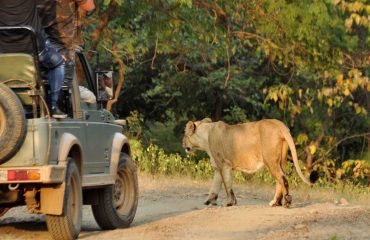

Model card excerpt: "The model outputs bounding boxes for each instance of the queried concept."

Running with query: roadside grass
[329,235,339,240]
[130,139,370,206]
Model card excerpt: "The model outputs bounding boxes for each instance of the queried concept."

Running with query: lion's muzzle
[185,147,191,154]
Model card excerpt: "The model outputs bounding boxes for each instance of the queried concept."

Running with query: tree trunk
[106,44,125,112]
[304,117,331,172]
[89,1,118,53]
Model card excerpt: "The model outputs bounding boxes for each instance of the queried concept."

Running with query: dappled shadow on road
[0,207,49,239]
[0,220,47,231]
[79,185,208,238]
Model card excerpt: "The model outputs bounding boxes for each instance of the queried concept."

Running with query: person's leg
[48,62,65,108]
[57,47,75,87]
[56,48,75,116]
[64,58,75,88]
[39,40,67,118]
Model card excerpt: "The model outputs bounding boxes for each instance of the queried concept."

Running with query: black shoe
[51,106,67,119]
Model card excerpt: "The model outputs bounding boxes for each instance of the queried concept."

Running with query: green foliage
[314,159,370,186]
[223,106,249,124]
[84,0,369,183]
[130,139,213,178]
[330,234,339,240]
[125,110,144,138]
[144,120,184,153]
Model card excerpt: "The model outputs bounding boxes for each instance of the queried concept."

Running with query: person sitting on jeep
[37,0,95,88]
[98,71,114,101]
[0,0,67,118]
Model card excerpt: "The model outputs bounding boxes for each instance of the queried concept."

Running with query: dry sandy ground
[0,173,369,240]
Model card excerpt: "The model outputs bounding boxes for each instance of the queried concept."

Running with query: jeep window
[76,54,97,104]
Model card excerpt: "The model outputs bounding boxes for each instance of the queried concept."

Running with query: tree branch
[89,0,118,52]
[151,35,159,70]
[224,23,231,88]
[105,44,125,112]
[304,117,331,171]
[193,0,227,23]
[312,132,370,167]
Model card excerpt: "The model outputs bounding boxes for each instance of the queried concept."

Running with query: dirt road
[1,173,369,240]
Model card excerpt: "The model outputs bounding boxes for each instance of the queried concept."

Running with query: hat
[103,71,112,78]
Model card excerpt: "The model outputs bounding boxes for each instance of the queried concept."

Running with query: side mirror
[96,71,114,102]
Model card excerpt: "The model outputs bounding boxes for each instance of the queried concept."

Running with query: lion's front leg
[221,164,237,207]
[204,170,221,205]
[205,160,222,206]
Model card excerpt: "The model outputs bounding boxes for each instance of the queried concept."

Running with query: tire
[0,208,10,218]
[0,83,26,163]
[92,153,139,230]
[46,160,82,240]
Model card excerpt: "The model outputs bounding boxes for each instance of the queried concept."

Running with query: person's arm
[79,0,95,12]
[105,86,113,98]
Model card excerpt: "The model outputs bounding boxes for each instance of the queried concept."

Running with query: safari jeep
[0,27,138,240]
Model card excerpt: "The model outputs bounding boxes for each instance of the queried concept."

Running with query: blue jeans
[38,40,65,108]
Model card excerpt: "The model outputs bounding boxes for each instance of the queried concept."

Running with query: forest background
[82,0,369,190]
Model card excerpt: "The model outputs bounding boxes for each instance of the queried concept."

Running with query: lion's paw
[204,199,217,206]
[283,195,292,208]
[204,193,218,206]
[269,200,282,207]
[222,198,237,207]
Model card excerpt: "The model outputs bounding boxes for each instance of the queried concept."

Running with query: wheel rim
[113,167,135,215]
[0,105,6,137]
[69,173,79,226]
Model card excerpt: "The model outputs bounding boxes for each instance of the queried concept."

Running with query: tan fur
[183,118,311,207]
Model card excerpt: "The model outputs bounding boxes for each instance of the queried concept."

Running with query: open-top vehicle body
[0,26,138,240]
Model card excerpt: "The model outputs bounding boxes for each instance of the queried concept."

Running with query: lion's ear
[185,121,196,135]
[201,118,212,123]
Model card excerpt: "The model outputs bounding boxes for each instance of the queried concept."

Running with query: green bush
[130,139,214,179]
[143,121,184,154]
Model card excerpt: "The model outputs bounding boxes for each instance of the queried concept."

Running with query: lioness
[183,118,314,207]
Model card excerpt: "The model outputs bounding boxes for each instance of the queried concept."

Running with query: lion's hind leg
[269,141,289,207]
[266,142,292,208]
[270,170,291,208]
[269,183,283,207]
[280,141,292,208]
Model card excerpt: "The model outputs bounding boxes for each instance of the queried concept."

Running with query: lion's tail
[280,125,312,185]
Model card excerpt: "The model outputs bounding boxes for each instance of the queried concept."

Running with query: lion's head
[182,118,212,154]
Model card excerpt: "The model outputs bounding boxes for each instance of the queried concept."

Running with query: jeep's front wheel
[46,160,82,240]
[92,153,138,229]
[0,83,26,164]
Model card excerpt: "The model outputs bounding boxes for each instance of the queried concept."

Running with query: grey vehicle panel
[1,118,51,167]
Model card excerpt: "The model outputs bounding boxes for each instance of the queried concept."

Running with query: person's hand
[61,54,67,62]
